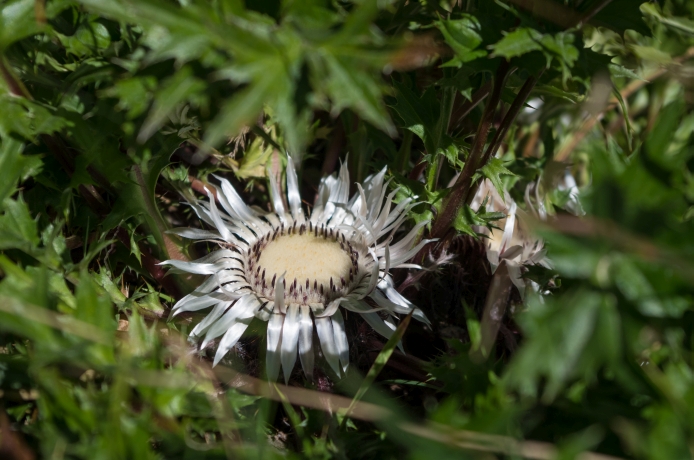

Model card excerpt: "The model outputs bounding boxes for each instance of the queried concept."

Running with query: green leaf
[0,195,40,252]
[641,3,694,36]
[204,69,283,148]
[612,87,634,152]
[0,95,72,140]
[453,205,479,237]
[534,84,583,103]
[504,291,619,402]
[74,271,115,332]
[138,67,206,143]
[479,158,515,199]
[236,136,273,179]
[103,76,157,119]
[435,15,487,64]
[608,63,644,81]
[592,0,651,36]
[491,28,543,59]
[319,52,395,136]
[646,99,684,165]
[630,45,672,64]
[0,0,45,50]
[452,203,503,237]
[341,311,413,425]
[390,81,440,150]
[58,20,112,57]
[491,28,578,81]
[0,138,41,203]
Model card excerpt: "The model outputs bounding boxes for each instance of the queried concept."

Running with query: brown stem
[0,56,32,99]
[189,175,217,199]
[470,261,513,364]
[575,0,613,28]
[408,155,427,181]
[482,74,539,167]
[428,61,510,242]
[448,81,492,132]
[466,73,540,204]
[321,120,345,176]
[0,409,34,460]
[503,0,581,29]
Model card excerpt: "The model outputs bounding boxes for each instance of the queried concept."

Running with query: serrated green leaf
[608,63,644,81]
[390,81,439,144]
[453,204,490,237]
[75,271,115,331]
[646,99,684,165]
[0,96,72,140]
[454,194,506,238]
[641,3,694,36]
[138,67,206,142]
[435,15,487,63]
[319,53,395,136]
[491,28,542,59]
[204,68,283,148]
[0,196,40,252]
[479,158,515,199]
[0,0,45,50]
[492,28,577,81]
[0,138,41,203]
[236,136,273,179]
[103,76,157,119]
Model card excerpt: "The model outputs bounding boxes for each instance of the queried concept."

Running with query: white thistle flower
[471,179,550,298]
[472,169,583,297]
[162,157,431,382]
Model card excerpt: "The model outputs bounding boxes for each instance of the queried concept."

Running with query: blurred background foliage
[1,0,694,459]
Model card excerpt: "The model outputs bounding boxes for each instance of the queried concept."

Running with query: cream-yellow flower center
[257,233,352,289]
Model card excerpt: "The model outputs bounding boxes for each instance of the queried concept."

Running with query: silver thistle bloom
[471,169,583,298]
[471,179,550,298]
[162,157,431,382]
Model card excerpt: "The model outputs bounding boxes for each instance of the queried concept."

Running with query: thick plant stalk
[430,69,540,242]
[427,61,510,242]
[411,63,539,267]
[470,261,513,364]
[466,73,540,205]
[447,81,492,132]
[481,74,539,169]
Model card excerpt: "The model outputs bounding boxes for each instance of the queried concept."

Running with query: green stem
[396,130,413,174]
[0,54,32,99]
[251,125,282,152]
[425,83,456,191]
[340,311,414,429]
[423,146,438,191]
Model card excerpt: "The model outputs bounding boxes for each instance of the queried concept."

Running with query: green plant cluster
[1,0,694,459]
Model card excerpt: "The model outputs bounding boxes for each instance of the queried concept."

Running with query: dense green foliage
[1,0,694,458]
